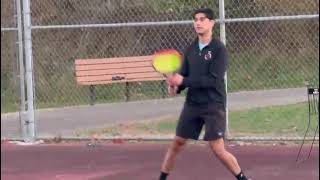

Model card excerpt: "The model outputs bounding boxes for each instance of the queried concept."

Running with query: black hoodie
[177,38,228,106]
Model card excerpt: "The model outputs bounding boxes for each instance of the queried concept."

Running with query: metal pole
[29,15,319,30]
[223,14,319,23]
[219,0,229,138]
[22,0,35,142]
[16,0,27,140]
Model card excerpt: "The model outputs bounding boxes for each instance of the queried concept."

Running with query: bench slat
[78,77,165,85]
[76,72,164,83]
[75,61,152,71]
[76,66,156,76]
[126,72,164,79]
[75,55,153,65]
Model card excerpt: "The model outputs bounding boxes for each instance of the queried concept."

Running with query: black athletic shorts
[176,103,226,141]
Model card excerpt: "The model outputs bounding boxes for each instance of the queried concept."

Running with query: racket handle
[165,73,177,96]
[168,85,177,97]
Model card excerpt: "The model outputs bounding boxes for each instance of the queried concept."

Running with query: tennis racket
[152,49,182,96]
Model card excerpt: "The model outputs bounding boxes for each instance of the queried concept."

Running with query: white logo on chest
[204,51,212,60]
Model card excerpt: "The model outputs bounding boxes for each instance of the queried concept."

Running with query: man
[159,8,250,180]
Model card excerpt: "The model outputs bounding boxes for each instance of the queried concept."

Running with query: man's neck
[198,32,213,44]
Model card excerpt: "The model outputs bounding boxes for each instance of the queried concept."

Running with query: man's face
[193,13,214,35]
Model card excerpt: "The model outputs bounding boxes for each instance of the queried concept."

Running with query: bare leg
[161,136,188,173]
[209,138,242,175]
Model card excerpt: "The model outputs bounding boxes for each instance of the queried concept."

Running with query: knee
[213,148,226,157]
[171,138,187,153]
[210,144,226,157]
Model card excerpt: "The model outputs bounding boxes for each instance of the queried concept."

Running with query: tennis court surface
[2,140,318,180]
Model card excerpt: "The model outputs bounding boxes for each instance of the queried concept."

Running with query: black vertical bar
[314,94,317,114]
[161,80,167,98]
[125,82,130,101]
[316,95,319,114]
[90,85,96,105]
[309,94,314,114]
[313,92,319,114]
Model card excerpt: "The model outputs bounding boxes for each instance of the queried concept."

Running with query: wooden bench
[75,55,166,104]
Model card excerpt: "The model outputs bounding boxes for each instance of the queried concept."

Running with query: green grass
[228,103,318,137]
[1,101,19,113]
[1,89,20,113]
[81,102,319,138]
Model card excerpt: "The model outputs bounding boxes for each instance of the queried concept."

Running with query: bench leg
[89,85,96,105]
[161,80,167,98]
[125,82,130,101]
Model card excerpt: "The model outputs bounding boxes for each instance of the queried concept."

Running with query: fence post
[16,0,27,141]
[219,0,229,138]
[22,0,36,142]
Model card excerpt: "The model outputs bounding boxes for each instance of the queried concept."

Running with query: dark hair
[193,8,215,20]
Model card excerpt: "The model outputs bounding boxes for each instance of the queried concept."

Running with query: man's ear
[212,20,215,25]
[211,20,215,28]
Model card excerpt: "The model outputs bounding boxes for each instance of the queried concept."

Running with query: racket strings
[152,49,182,74]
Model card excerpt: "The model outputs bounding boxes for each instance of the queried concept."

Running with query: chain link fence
[2,0,18,112]
[29,0,219,108]
[225,0,319,140]
[1,0,24,139]
[1,0,319,141]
